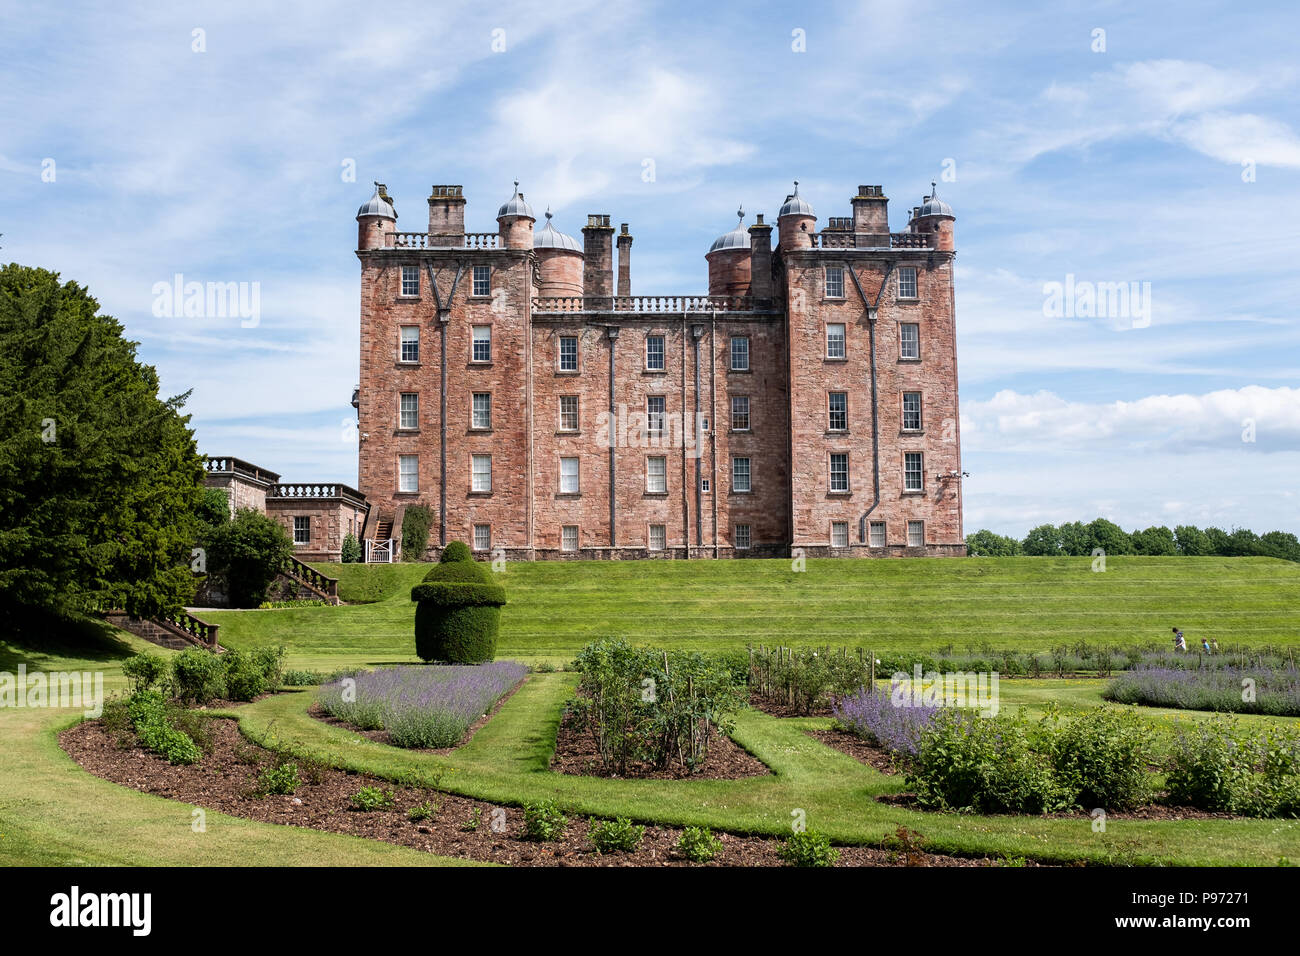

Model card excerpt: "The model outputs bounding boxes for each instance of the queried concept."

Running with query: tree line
[966,518,1300,562]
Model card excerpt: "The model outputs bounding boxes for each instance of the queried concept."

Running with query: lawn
[204,556,1300,664]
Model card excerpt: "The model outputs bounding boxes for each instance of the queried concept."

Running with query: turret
[777,181,816,249]
[356,182,396,250]
[496,181,536,250]
[534,208,585,297]
[706,207,752,297]
[909,182,955,250]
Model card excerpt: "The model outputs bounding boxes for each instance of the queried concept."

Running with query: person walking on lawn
[1172,627,1186,652]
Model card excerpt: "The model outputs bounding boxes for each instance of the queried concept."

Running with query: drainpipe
[607,325,619,548]
[709,311,718,557]
[848,263,892,544]
[691,322,705,550]
[439,309,448,546]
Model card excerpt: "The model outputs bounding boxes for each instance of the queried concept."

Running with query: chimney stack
[748,213,773,302]
[428,185,466,237]
[582,214,615,307]
[616,223,632,300]
[851,185,889,245]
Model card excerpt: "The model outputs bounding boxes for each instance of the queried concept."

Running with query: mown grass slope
[205,556,1300,662]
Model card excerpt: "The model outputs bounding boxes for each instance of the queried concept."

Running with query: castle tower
[706,207,752,297]
[496,181,536,250]
[909,182,955,251]
[356,182,396,250]
[534,209,584,297]
[777,182,816,250]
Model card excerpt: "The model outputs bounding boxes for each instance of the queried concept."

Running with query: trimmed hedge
[411,541,505,663]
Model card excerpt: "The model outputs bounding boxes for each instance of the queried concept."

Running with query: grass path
[205,556,1300,661]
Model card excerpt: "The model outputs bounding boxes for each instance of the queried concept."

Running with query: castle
[352,177,965,560]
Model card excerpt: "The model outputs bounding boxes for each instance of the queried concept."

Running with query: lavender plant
[317,661,527,748]
[832,686,942,756]
[1104,665,1300,716]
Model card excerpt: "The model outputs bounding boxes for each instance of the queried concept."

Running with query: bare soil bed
[806,728,901,775]
[60,714,1025,867]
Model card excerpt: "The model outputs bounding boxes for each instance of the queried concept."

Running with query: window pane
[826,323,845,358]
[869,521,886,547]
[472,265,490,297]
[559,336,578,371]
[646,335,665,370]
[908,520,924,547]
[472,454,492,492]
[648,525,666,550]
[735,524,751,549]
[293,516,310,544]
[900,323,920,359]
[730,336,749,371]
[647,396,665,437]
[828,392,847,431]
[559,396,579,430]
[399,455,418,492]
[472,392,491,429]
[647,457,666,493]
[832,522,848,547]
[826,267,844,298]
[731,395,750,430]
[472,326,492,362]
[830,453,848,492]
[400,393,418,429]
[903,391,922,430]
[562,526,578,551]
[560,457,579,493]
[474,524,491,550]
[904,452,923,492]
[400,326,419,362]
[401,265,419,297]
[732,457,751,492]
[899,267,918,298]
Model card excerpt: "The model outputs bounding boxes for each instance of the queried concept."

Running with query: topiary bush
[410,542,505,663]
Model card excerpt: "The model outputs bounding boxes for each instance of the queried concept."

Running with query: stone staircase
[278,555,341,604]
[105,609,222,652]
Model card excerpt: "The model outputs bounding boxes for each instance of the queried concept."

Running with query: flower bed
[1104,665,1300,716]
[317,662,527,748]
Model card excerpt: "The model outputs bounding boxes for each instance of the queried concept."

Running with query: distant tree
[197,486,230,531]
[1057,521,1092,556]
[1224,527,1261,557]
[1258,531,1300,563]
[965,529,1021,557]
[1130,525,1177,556]
[0,264,205,624]
[1086,518,1132,555]
[1173,525,1210,556]
[1203,526,1230,555]
[204,508,293,608]
[1021,524,1062,556]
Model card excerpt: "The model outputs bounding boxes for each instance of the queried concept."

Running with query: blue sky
[3,0,1298,537]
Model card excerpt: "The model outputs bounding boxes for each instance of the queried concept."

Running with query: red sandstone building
[353,178,965,560]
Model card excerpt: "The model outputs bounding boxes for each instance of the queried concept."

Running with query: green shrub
[407,800,438,822]
[401,505,434,561]
[1049,708,1155,810]
[220,644,285,701]
[589,817,645,854]
[523,800,568,841]
[779,830,839,868]
[121,652,168,694]
[349,786,395,812]
[169,648,228,704]
[257,761,300,796]
[1165,718,1256,813]
[678,826,723,863]
[411,545,505,663]
[282,669,326,686]
[203,507,294,607]
[126,691,202,765]
[340,532,362,564]
[908,711,1073,814]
